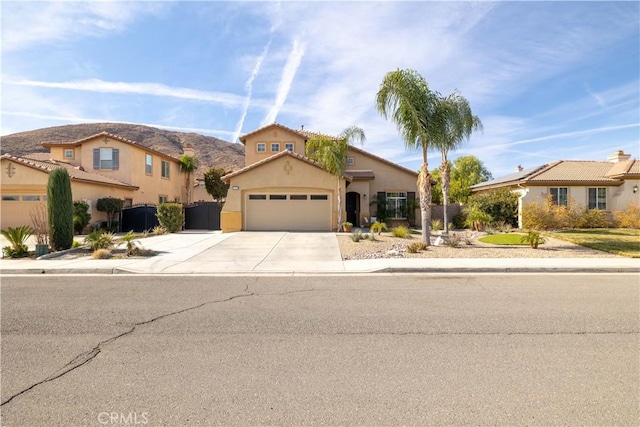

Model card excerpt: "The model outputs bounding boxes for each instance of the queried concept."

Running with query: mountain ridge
[0,123,245,176]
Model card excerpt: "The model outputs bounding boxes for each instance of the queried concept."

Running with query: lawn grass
[478,233,527,245]
[546,228,640,258]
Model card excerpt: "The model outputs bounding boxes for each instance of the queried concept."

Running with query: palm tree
[179,154,198,205]
[434,91,483,233]
[306,126,366,231]
[376,69,441,245]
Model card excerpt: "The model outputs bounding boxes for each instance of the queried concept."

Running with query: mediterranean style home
[1,132,186,230]
[471,150,640,228]
[221,123,419,232]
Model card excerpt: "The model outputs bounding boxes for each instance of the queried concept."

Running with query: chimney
[301,125,304,130]
[183,143,196,157]
[516,165,523,172]
[607,150,631,163]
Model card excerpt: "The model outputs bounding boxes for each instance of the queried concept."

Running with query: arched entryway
[346,191,360,226]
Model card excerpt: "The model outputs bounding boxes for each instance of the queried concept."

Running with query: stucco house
[221,123,419,232]
[470,150,640,228]
[1,132,185,230]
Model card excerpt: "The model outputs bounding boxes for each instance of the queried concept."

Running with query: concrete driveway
[121,231,345,274]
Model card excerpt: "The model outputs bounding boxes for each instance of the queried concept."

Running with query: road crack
[1,287,255,407]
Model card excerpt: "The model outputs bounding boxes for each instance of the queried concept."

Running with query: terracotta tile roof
[606,159,640,177]
[238,123,306,143]
[472,158,635,191]
[1,153,138,189]
[528,161,621,184]
[23,152,52,161]
[222,150,352,182]
[42,131,181,162]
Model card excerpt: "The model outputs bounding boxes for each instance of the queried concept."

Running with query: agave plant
[1,225,33,258]
[84,230,115,251]
[520,230,545,249]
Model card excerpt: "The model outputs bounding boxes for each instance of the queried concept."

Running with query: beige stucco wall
[1,158,136,230]
[221,155,340,232]
[243,127,306,166]
[49,136,184,204]
[519,182,639,211]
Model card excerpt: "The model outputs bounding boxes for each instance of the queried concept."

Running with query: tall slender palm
[306,126,366,231]
[434,92,483,233]
[179,154,198,205]
[376,69,440,245]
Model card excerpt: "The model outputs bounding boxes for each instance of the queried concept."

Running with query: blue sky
[2,1,638,178]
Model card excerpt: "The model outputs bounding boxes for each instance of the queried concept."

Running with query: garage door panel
[246,193,330,231]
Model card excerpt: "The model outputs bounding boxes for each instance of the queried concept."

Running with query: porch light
[634,185,638,194]
[232,186,239,190]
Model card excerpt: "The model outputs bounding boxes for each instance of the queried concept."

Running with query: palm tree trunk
[418,163,431,246]
[336,179,342,231]
[186,173,191,205]
[441,160,450,233]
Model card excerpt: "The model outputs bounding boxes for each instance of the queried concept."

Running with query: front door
[346,191,359,226]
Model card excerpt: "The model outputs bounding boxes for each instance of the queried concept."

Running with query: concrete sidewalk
[1,231,639,275]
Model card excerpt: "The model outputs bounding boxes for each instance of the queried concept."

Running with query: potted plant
[342,221,353,232]
[30,204,49,257]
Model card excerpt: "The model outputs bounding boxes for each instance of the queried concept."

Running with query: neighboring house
[470,150,640,228]
[1,132,184,230]
[221,123,419,232]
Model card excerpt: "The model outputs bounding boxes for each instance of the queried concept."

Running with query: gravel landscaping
[337,231,621,260]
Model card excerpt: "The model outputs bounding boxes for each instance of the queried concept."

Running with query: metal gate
[121,204,159,232]
[184,202,221,230]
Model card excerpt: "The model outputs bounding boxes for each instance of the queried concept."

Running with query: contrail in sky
[262,38,306,126]
[232,40,271,144]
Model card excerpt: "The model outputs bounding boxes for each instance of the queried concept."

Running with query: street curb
[2,267,639,275]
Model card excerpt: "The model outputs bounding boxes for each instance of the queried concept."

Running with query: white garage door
[245,193,331,231]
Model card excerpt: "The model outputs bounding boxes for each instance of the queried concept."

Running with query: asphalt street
[1,274,638,426]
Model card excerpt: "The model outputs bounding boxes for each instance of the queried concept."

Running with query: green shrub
[84,230,115,250]
[47,168,74,251]
[156,203,184,233]
[614,203,640,229]
[466,188,518,227]
[73,200,91,234]
[463,206,493,231]
[71,240,82,248]
[452,213,466,230]
[1,225,33,258]
[391,225,410,238]
[118,231,140,256]
[430,219,443,231]
[521,230,545,249]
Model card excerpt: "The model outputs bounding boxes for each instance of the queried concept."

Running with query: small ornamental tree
[204,167,230,205]
[47,168,74,251]
[73,200,91,234]
[96,197,124,230]
[156,202,184,233]
[466,188,518,227]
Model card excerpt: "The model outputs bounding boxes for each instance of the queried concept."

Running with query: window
[271,143,280,152]
[549,187,568,206]
[290,194,307,200]
[269,194,287,200]
[2,195,19,201]
[588,187,607,210]
[386,192,407,219]
[64,149,74,159]
[285,143,294,152]
[161,160,170,179]
[145,154,153,175]
[159,195,168,204]
[93,148,119,170]
[23,195,41,201]
[347,157,355,165]
[249,194,267,200]
[257,143,266,153]
[310,195,328,200]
